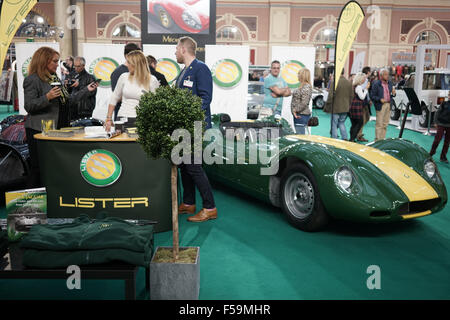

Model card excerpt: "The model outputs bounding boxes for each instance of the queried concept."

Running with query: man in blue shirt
[259,60,291,119]
[175,36,217,223]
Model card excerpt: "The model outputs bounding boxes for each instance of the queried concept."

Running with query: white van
[391,69,449,127]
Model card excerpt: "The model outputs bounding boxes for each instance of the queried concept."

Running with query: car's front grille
[398,198,441,215]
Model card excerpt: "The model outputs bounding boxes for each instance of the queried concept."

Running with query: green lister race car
[203,114,448,231]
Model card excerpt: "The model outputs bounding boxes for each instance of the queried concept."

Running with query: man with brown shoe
[175,36,217,222]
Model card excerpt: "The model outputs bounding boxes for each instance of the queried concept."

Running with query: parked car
[148,0,209,33]
[204,113,448,231]
[392,69,449,126]
[247,81,264,119]
[247,82,327,119]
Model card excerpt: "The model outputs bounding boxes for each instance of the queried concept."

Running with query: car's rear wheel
[419,104,434,128]
[156,6,173,29]
[280,163,329,231]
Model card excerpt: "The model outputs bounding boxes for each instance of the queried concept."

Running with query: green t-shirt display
[19,215,154,268]
[263,74,287,114]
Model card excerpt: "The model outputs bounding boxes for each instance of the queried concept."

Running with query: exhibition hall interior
[0,0,449,302]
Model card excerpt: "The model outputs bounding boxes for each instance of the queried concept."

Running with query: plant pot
[150,246,200,300]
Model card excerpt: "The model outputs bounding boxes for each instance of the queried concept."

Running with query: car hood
[283,135,438,202]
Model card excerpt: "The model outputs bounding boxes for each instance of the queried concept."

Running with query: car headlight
[424,160,436,178]
[334,167,353,193]
[182,10,202,29]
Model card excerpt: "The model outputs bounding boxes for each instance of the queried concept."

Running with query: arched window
[216,26,243,41]
[314,28,336,42]
[414,30,441,45]
[112,23,141,38]
[414,30,441,67]
[15,11,54,38]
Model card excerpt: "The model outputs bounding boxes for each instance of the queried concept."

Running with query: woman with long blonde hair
[290,67,312,134]
[105,50,159,131]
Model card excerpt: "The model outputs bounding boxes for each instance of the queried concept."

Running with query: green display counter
[35,133,172,232]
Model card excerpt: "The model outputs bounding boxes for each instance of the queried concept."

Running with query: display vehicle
[204,114,448,231]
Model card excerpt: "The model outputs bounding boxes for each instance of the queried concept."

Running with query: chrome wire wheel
[284,172,315,220]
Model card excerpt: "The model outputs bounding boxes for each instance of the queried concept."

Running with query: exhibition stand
[34,133,172,233]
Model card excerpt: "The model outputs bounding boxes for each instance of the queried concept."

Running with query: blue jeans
[331,113,348,140]
[293,115,311,134]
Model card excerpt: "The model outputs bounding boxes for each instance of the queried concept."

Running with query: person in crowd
[259,70,269,82]
[174,36,217,223]
[290,68,312,134]
[61,56,75,83]
[349,73,356,84]
[349,73,370,142]
[370,68,396,141]
[260,60,291,119]
[430,91,450,163]
[146,55,168,87]
[324,69,352,140]
[68,56,97,120]
[110,43,141,121]
[24,47,98,187]
[313,76,324,88]
[105,50,159,131]
[356,66,372,142]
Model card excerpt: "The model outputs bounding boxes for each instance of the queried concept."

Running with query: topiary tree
[136,85,205,261]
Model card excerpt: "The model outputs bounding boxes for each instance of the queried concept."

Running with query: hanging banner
[271,46,316,132]
[16,42,59,115]
[82,43,124,121]
[143,44,182,85]
[0,0,37,68]
[351,51,366,74]
[205,45,248,121]
[334,1,365,90]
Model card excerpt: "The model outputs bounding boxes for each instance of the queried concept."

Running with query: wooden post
[171,164,179,261]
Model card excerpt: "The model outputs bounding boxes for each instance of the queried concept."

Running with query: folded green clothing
[20,215,154,254]
[22,247,152,268]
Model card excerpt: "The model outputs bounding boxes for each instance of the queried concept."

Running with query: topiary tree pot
[150,246,200,300]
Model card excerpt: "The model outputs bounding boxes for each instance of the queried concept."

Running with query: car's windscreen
[422,73,450,90]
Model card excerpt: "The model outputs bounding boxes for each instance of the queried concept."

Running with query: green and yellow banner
[0,0,37,68]
[334,1,365,90]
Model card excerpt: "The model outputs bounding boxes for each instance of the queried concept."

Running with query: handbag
[307,110,319,127]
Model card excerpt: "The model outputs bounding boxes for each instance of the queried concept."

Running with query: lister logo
[59,196,149,208]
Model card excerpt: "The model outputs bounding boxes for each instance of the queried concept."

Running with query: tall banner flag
[334,1,365,90]
[0,0,37,68]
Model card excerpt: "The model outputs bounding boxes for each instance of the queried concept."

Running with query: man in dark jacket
[324,70,353,140]
[370,68,396,141]
[146,55,168,87]
[430,91,450,163]
[69,56,97,120]
[110,43,141,120]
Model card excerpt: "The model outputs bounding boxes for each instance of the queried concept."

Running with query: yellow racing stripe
[286,135,438,202]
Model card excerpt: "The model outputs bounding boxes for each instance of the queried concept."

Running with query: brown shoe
[357,137,368,142]
[187,208,217,222]
[178,203,196,214]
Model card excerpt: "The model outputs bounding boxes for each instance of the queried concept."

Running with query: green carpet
[0,105,17,120]
[1,109,449,300]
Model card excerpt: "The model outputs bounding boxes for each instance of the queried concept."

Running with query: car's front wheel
[280,163,329,231]
[313,96,325,109]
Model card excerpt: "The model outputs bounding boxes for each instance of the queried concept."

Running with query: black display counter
[35,133,172,233]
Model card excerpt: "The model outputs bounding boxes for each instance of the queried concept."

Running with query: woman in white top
[349,73,370,142]
[105,50,159,131]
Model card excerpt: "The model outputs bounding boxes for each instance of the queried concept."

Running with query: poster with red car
[147,0,210,35]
